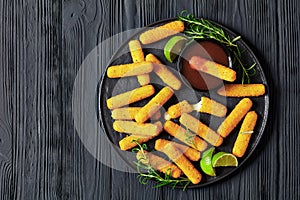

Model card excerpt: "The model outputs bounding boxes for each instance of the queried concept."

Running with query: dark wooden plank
[0,0,63,199]
[277,0,300,199]
[0,1,13,199]
[62,0,113,199]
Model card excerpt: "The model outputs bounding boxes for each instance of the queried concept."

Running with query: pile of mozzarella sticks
[105,20,266,185]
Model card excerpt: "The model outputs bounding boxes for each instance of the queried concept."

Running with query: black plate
[98,18,269,188]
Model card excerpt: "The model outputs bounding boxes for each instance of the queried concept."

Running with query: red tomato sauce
[181,40,230,90]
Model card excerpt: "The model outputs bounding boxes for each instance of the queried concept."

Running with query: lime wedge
[212,152,238,167]
[200,147,216,176]
[164,36,187,63]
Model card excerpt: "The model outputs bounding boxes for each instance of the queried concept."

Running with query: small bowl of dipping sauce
[177,39,233,91]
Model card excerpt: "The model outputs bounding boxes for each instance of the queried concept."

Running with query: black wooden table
[1,0,299,199]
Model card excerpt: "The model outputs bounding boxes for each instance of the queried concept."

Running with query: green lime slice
[212,152,238,167]
[164,36,187,63]
[200,147,216,176]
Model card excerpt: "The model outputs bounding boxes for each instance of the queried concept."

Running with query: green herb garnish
[184,127,196,148]
[132,141,191,190]
[178,10,257,84]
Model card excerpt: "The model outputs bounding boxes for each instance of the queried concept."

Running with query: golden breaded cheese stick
[128,40,144,63]
[145,53,182,90]
[217,84,266,97]
[139,20,185,45]
[113,121,162,136]
[111,107,161,120]
[166,100,194,119]
[155,139,201,161]
[145,53,161,64]
[118,121,162,150]
[135,86,174,123]
[179,113,223,147]
[198,96,227,117]
[107,62,153,78]
[128,40,150,86]
[189,56,236,82]
[106,85,155,110]
[137,74,150,86]
[136,150,182,178]
[111,107,141,120]
[163,120,207,151]
[232,111,258,158]
[165,98,226,120]
[155,142,202,184]
[217,98,253,138]
[119,135,153,151]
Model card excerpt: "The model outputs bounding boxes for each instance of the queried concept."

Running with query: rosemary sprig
[132,141,191,190]
[184,127,196,148]
[178,10,257,84]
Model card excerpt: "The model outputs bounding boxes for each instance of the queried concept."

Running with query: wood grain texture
[277,0,300,199]
[0,0,299,199]
[0,0,63,199]
[0,1,13,199]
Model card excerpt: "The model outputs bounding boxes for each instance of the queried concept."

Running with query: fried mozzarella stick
[217,98,253,138]
[111,107,161,120]
[106,85,155,110]
[165,100,193,120]
[128,40,144,63]
[145,53,182,90]
[179,113,223,147]
[113,121,162,136]
[136,150,182,178]
[119,135,154,151]
[118,121,162,150]
[165,97,227,120]
[155,139,201,161]
[189,56,236,82]
[232,111,258,157]
[155,141,202,184]
[164,120,207,151]
[128,40,150,86]
[135,86,174,123]
[217,84,266,97]
[107,61,153,78]
[198,96,227,117]
[139,20,185,45]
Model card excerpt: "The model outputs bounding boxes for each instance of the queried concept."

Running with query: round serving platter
[98,18,269,188]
